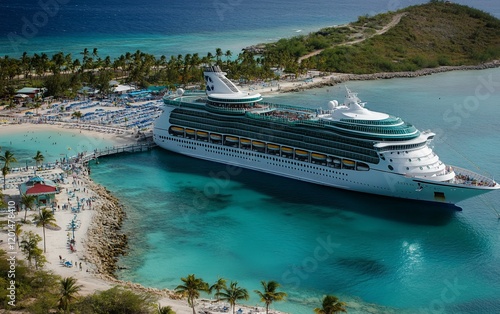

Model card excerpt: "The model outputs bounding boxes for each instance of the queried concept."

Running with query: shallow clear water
[86,68,500,313]
[0,126,115,167]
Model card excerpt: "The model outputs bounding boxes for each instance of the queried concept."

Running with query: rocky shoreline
[281,60,500,92]
[81,176,128,276]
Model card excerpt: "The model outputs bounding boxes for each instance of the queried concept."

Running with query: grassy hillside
[267,1,500,74]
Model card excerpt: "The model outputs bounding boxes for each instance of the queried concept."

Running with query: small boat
[170,126,184,133]
[226,136,239,142]
[185,129,195,135]
[267,144,279,150]
[196,130,208,137]
[252,141,265,148]
[281,146,293,154]
[210,133,222,140]
[240,138,251,145]
[342,159,355,166]
[295,150,309,157]
[312,153,327,160]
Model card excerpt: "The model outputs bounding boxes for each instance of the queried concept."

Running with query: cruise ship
[153,66,499,204]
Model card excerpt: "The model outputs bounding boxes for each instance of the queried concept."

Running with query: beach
[0,119,285,314]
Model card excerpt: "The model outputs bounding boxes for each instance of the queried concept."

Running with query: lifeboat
[356,162,370,171]
[225,136,239,142]
[342,159,355,167]
[281,146,293,154]
[196,130,208,137]
[170,126,184,133]
[185,129,195,135]
[240,138,251,145]
[295,150,309,157]
[267,144,279,150]
[210,133,222,141]
[252,141,265,148]
[312,153,327,160]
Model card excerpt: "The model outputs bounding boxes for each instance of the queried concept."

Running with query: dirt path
[298,13,407,63]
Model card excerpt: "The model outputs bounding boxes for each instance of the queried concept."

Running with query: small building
[78,86,99,96]
[113,84,135,94]
[15,87,47,99]
[19,176,59,208]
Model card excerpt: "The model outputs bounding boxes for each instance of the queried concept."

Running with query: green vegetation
[209,276,228,302]
[33,150,45,169]
[314,295,348,314]
[218,281,250,314]
[0,149,17,189]
[305,2,500,73]
[34,208,57,253]
[254,280,287,314]
[20,231,45,268]
[175,274,209,314]
[58,277,82,313]
[74,286,157,314]
[0,248,162,312]
[21,193,37,221]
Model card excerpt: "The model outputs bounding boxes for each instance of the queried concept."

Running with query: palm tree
[157,304,176,314]
[254,281,287,314]
[58,277,82,313]
[72,110,82,122]
[225,50,232,67]
[21,193,36,222]
[20,231,41,267]
[35,208,56,253]
[14,223,22,248]
[314,295,347,314]
[209,276,227,302]
[175,274,209,314]
[215,48,223,65]
[33,150,44,169]
[1,165,8,190]
[218,281,249,314]
[0,150,17,189]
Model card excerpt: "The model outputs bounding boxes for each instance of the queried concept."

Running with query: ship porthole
[388,165,394,171]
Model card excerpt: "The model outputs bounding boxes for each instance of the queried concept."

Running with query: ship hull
[153,111,493,205]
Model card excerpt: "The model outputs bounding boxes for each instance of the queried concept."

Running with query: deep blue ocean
[0,0,498,58]
[2,0,500,313]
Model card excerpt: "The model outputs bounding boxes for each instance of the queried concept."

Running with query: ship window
[409,159,411,162]
[388,165,394,171]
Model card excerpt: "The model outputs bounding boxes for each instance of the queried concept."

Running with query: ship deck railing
[452,165,497,187]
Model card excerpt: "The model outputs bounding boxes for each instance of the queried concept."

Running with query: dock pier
[80,140,157,164]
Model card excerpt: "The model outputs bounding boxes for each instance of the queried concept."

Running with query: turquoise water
[0,126,116,167]
[84,68,500,313]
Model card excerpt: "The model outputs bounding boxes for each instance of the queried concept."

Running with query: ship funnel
[203,65,242,95]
